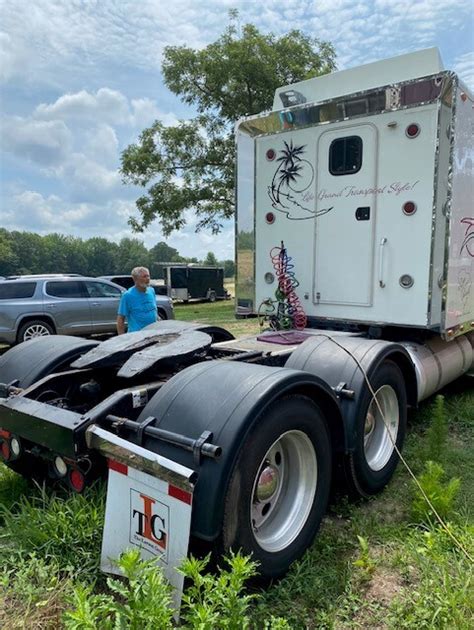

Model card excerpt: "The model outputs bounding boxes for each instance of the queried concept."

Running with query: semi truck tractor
[0,48,472,598]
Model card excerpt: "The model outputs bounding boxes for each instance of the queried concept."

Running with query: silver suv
[0,275,175,345]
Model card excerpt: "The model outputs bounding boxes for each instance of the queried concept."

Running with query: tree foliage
[203,251,219,267]
[0,229,229,278]
[121,17,336,235]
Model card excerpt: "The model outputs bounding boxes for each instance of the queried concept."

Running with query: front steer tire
[219,395,331,579]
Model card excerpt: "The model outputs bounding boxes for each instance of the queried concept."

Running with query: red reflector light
[403,201,417,215]
[266,212,275,224]
[1,441,11,461]
[406,123,420,138]
[0,429,11,440]
[69,469,85,493]
[266,149,276,161]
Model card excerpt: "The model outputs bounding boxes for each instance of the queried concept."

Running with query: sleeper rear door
[314,124,377,307]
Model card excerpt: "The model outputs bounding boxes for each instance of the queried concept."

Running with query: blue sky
[1,0,473,260]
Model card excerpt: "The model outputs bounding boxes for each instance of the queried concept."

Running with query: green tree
[203,251,219,266]
[41,234,70,272]
[84,237,120,276]
[64,236,88,275]
[149,241,183,263]
[222,259,235,278]
[121,17,335,235]
[116,238,150,274]
[149,241,184,278]
[0,229,19,275]
[9,231,45,274]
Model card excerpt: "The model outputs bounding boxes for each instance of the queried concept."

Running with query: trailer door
[314,124,377,307]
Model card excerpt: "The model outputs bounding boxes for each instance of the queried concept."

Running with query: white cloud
[2,116,73,166]
[454,51,474,91]
[5,191,58,229]
[162,211,234,260]
[67,154,122,202]
[4,190,133,240]
[2,88,178,196]
[0,31,29,82]
[33,88,178,131]
[84,124,119,165]
[2,0,472,89]
[35,88,130,125]
[131,98,180,129]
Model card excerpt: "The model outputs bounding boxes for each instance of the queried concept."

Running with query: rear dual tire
[220,395,331,578]
[345,360,407,497]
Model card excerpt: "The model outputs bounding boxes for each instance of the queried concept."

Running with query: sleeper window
[329,136,363,175]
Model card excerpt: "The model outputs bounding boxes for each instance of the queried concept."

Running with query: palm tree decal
[268,140,332,220]
[460,217,474,258]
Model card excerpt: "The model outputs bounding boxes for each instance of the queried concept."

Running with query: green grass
[174,298,262,338]
[0,302,473,628]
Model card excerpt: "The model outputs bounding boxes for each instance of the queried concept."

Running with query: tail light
[1,440,11,461]
[69,468,86,493]
[0,431,21,462]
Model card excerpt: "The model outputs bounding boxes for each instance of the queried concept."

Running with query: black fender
[137,360,342,541]
[0,335,100,389]
[286,334,417,452]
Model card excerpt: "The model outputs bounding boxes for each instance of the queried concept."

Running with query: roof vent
[279,89,307,107]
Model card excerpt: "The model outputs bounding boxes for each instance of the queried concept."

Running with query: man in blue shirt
[116,266,157,334]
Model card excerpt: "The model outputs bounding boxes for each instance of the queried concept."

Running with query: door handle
[379,237,387,288]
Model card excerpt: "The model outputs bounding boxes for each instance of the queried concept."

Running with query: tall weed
[411,460,460,525]
[64,550,174,630]
[423,395,448,464]
[64,549,291,629]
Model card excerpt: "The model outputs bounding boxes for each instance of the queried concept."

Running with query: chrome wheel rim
[23,324,51,340]
[251,430,317,553]
[364,385,399,471]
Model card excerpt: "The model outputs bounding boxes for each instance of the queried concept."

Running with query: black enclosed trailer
[163,265,229,302]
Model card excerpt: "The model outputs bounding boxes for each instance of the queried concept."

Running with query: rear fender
[136,360,342,541]
[0,335,99,389]
[286,335,417,452]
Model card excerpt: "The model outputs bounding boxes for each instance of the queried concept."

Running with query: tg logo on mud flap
[130,489,169,563]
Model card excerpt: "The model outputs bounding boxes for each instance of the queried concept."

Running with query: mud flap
[89,426,195,609]
[101,461,194,609]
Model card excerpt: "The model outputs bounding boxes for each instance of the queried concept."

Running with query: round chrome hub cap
[250,430,318,553]
[364,385,399,471]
